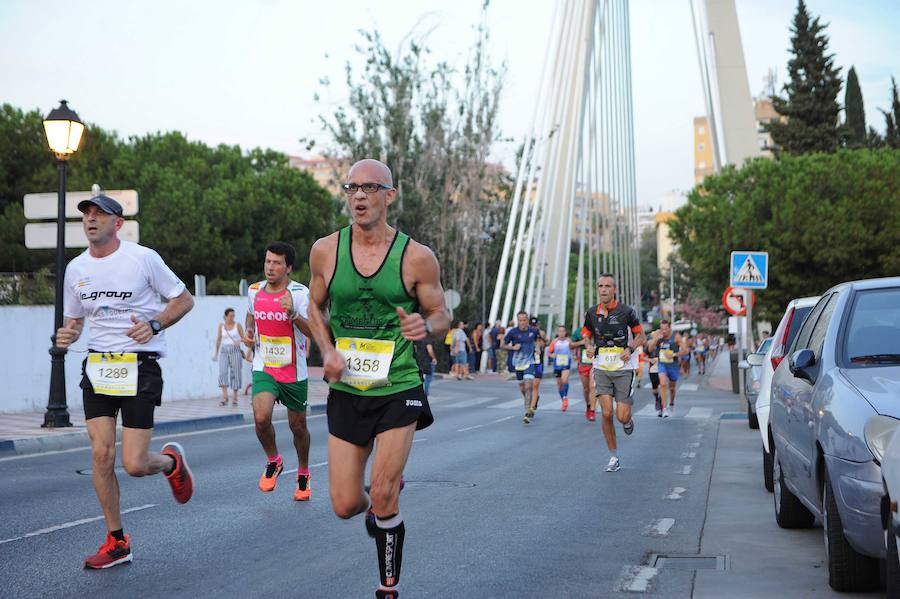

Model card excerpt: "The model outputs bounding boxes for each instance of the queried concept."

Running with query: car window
[785,305,813,348]
[806,294,839,358]
[757,338,772,354]
[845,287,900,365]
[791,295,830,354]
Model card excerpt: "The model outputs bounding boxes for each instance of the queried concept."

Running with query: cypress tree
[844,66,866,146]
[766,0,843,154]
[882,77,900,149]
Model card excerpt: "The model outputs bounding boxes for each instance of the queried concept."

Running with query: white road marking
[489,398,525,409]
[678,465,693,475]
[412,438,428,443]
[445,396,498,408]
[457,415,516,432]
[685,407,713,419]
[687,442,701,448]
[616,565,659,592]
[0,414,328,462]
[666,487,686,500]
[0,504,156,545]
[644,518,675,536]
[635,405,658,417]
[283,461,329,475]
[679,383,699,391]
[680,451,697,459]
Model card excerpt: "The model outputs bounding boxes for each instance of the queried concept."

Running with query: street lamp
[41,100,84,428]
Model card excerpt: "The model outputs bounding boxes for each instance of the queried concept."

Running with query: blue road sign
[730,251,768,289]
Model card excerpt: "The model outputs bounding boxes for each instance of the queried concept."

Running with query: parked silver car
[770,277,900,592]
[740,337,772,430]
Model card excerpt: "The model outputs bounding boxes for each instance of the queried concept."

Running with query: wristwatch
[148,320,163,335]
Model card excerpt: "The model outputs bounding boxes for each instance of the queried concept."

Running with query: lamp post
[41,100,84,428]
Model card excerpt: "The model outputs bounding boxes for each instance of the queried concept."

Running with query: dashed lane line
[457,415,516,432]
[643,518,675,536]
[615,565,659,592]
[666,487,686,500]
[0,504,157,545]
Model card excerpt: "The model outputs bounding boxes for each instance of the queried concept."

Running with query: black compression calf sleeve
[374,515,405,588]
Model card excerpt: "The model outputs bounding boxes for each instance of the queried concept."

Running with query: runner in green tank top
[307,159,449,599]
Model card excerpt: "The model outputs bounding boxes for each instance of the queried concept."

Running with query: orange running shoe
[161,442,194,504]
[294,473,311,501]
[259,459,283,492]
[561,397,569,411]
[84,533,132,569]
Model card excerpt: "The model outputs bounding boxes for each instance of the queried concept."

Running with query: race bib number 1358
[336,337,395,391]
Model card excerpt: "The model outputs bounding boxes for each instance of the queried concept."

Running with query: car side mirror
[738,360,750,369]
[789,349,816,383]
[747,353,765,367]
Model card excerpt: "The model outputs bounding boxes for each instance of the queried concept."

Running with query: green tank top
[328,226,420,396]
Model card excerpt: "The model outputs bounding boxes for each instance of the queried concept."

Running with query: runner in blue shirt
[502,311,541,424]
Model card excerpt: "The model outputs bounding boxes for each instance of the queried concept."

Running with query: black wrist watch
[148,320,163,335]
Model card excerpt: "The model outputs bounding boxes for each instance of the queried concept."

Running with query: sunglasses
[341,182,393,194]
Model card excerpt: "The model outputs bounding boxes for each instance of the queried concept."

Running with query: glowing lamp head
[43,100,84,159]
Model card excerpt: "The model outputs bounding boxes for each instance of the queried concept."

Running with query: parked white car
[750,295,819,493]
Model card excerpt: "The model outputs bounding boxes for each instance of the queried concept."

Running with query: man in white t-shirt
[55,194,195,570]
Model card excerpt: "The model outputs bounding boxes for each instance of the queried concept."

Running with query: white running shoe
[663,409,670,418]
[605,457,620,472]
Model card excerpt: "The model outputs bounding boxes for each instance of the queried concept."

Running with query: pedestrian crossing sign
[730,251,768,289]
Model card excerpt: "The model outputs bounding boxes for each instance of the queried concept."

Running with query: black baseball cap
[78,194,123,216]
[529,316,539,326]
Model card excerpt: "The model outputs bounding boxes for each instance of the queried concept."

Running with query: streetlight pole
[41,100,84,428]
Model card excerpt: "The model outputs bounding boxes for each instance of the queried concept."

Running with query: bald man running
[307,159,450,599]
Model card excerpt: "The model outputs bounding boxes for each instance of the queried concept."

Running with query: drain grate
[650,554,727,570]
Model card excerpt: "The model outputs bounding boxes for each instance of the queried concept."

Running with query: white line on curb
[644,518,675,536]
[615,565,659,592]
[0,504,157,545]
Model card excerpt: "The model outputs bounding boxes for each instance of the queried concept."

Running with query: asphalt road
[0,363,755,598]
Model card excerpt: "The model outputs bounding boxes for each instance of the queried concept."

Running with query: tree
[315,6,508,317]
[766,0,843,154]
[844,66,866,146]
[882,76,900,149]
[670,149,900,320]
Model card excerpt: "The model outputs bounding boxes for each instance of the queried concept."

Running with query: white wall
[0,296,249,413]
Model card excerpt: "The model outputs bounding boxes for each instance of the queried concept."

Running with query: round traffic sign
[444,289,461,310]
[722,286,755,316]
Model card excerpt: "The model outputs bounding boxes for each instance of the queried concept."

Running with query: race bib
[86,353,138,396]
[512,351,532,372]
[555,354,570,368]
[594,347,625,371]
[336,337,395,391]
[533,350,541,365]
[260,335,293,368]
[696,343,706,351]
[660,348,675,364]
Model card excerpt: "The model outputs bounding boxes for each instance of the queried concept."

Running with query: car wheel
[748,399,759,429]
[763,445,774,493]
[823,471,880,592]
[773,446,814,529]
[887,526,900,598]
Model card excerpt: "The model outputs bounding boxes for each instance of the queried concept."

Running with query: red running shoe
[561,397,569,411]
[84,533,132,569]
[588,409,596,422]
[161,442,194,504]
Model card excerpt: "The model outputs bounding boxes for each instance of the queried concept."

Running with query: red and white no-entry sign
[722,286,755,316]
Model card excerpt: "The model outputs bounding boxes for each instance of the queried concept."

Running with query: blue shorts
[453,352,468,366]
[534,364,544,379]
[659,362,680,381]
[515,365,536,381]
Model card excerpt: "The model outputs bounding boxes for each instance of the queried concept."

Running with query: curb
[0,403,327,458]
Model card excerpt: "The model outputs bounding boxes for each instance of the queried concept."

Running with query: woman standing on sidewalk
[214,308,245,405]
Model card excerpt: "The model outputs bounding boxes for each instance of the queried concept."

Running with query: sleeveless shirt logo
[254,310,290,322]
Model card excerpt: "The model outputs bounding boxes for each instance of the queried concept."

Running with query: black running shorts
[81,354,163,429]
[327,385,434,447]
[649,372,660,390]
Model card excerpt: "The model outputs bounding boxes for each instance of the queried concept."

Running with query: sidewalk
[0,368,329,457]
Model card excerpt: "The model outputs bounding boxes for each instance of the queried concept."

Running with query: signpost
[23,188,140,249]
[721,286,754,316]
[728,251,769,406]
[444,289,461,320]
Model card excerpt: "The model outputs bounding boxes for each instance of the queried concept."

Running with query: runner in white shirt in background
[55,194,195,570]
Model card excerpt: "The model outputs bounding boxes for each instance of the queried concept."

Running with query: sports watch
[148,319,163,335]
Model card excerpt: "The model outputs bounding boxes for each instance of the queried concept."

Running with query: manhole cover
[403,480,476,489]
[650,554,727,570]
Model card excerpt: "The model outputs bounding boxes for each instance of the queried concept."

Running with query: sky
[2,0,898,207]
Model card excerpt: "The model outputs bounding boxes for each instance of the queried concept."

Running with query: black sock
[110,529,125,542]
[374,515,405,588]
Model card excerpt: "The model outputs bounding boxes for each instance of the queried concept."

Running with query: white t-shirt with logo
[63,241,187,356]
